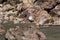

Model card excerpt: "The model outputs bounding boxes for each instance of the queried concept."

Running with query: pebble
[13,20,19,24]
[28,15,34,21]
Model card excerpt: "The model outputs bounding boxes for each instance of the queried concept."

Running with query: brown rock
[2,4,14,11]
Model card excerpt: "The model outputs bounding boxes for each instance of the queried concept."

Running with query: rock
[50,4,60,16]
[0,7,3,11]
[2,4,14,11]
[28,15,34,22]
[0,13,4,20]
[0,24,6,35]
[4,16,9,20]
[7,0,22,5]
[16,3,25,11]
[5,25,47,40]
[9,16,14,21]
[0,20,2,23]
[54,4,60,10]
[36,10,51,25]
[21,5,41,22]
[23,0,35,7]
[0,4,3,7]
[53,18,60,25]
[44,2,56,11]
[13,19,19,24]
[54,20,60,25]
[3,20,8,23]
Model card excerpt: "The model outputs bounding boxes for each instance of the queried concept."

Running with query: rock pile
[0,0,60,25]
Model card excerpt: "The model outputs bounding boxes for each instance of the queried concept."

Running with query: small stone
[54,19,60,25]
[28,15,34,22]
[9,16,14,21]
[16,18,24,22]
[13,20,19,24]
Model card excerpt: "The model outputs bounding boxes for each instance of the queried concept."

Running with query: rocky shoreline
[0,0,60,40]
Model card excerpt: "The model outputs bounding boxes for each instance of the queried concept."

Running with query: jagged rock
[35,10,51,25]
[5,25,47,40]
[50,4,60,16]
[2,4,14,11]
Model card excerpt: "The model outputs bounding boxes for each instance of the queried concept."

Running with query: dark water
[0,22,60,40]
[40,26,60,40]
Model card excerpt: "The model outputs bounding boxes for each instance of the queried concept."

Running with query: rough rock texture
[0,0,60,25]
[5,26,47,40]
